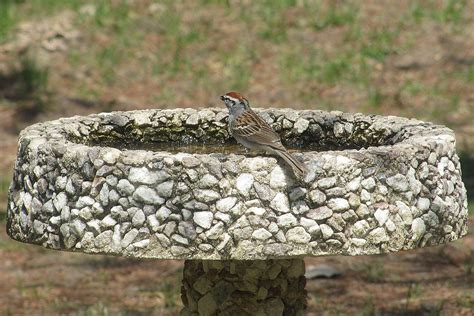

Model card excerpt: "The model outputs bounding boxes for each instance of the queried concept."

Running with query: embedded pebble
[193,211,213,229]
[352,220,369,237]
[95,231,113,248]
[199,174,218,188]
[53,192,68,211]
[195,189,220,203]
[307,206,333,220]
[374,208,389,226]
[396,201,413,225]
[327,198,350,212]
[320,224,334,239]
[117,179,135,195]
[252,228,272,240]
[277,213,297,228]
[411,218,426,242]
[33,220,46,235]
[156,206,171,221]
[367,228,389,244]
[132,239,150,249]
[317,177,337,189]
[179,221,197,240]
[236,173,254,196]
[147,215,160,232]
[76,196,94,208]
[129,167,161,185]
[172,234,189,245]
[308,190,326,205]
[347,177,361,192]
[156,180,174,198]
[206,222,225,239]
[216,197,237,213]
[294,118,309,133]
[270,167,286,189]
[361,178,376,191]
[386,174,409,192]
[132,209,146,227]
[417,198,431,211]
[121,229,139,248]
[79,207,93,221]
[270,193,290,213]
[286,227,311,243]
[133,186,164,205]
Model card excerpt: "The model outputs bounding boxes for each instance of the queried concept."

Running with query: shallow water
[100,141,333,154]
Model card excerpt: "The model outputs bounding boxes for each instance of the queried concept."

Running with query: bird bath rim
[6,107,469,260]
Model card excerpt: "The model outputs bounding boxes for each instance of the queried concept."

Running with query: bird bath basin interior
[7,108,468,315]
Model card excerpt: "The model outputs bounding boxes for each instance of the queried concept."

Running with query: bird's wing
[232,110,286,150]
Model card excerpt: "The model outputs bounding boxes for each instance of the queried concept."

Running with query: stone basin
[6,108,469,315]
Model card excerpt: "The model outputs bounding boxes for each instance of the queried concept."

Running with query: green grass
[399,80,425,96]
[458,290,474,308]
[0,0,472,130]
[0,56,51,117]
[361,296,376,316]
[360,28,399,62]
[257,0,297,43]
[258,13,288,43]
[221,46,253,92]
[83,1,137,85]
[0,0,19,42]
[313,1,359,31]
[410,0,468,24]
[0,0,84,42]
[254,0,360,42]
[199,0,232,6]
[97,45,122,85]
[280,50,357,85]
[52,299,110,316]
[427,90,461,122]
[148,9,205,78]
[90,0,131,30]
[362,259,386,283]
[455,65,474,83]
[18,57,49,94]
[434,0,468,23]
[0,0,138,88]
[160,281,180,308]
[367,88,385,109]
[319,54,352,84]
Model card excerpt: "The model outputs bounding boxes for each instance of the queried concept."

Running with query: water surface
[100,141,336,154]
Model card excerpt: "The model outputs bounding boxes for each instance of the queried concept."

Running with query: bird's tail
[275,149,307,178]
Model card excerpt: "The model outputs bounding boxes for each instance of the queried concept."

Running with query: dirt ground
[0,1,473,315]
[0,219,472,315]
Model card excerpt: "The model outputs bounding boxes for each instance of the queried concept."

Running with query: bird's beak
[220,95,225,101]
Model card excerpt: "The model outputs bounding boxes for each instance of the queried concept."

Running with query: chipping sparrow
[220,92,306,178]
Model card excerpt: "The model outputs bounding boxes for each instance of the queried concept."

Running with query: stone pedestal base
[180,259,306,316]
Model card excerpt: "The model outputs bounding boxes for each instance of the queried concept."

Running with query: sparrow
[220,92,306,178]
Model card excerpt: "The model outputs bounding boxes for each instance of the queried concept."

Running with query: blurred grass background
[0,0,473,315]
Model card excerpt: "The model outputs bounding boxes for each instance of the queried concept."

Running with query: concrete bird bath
[7,108,468,315]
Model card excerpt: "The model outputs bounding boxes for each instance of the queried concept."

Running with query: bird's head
[220,92,250,112]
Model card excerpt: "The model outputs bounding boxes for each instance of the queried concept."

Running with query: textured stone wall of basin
[7,108,468,259]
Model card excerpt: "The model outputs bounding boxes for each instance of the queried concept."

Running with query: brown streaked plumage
[220,92,307,178]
